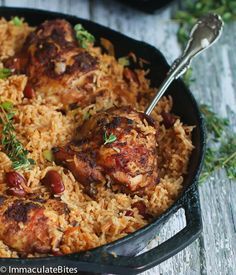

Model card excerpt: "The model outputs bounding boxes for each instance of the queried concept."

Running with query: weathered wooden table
[2,0,236,274]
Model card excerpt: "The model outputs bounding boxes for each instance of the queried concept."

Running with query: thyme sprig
[0,101,35,170]
[200,104,229,139]
[200,138,236,182]
[103,131,117,145]
[199,105,236,182]
[74,24,95,49]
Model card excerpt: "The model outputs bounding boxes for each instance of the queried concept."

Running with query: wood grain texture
[1,0,235,274]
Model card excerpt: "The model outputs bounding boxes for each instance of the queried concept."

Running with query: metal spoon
[145,13,223,116]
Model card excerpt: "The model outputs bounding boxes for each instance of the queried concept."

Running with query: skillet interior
[0,6,205,272]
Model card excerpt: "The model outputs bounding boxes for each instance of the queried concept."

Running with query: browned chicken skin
[0,195,68,255]
[4,19,98,106]
[53,106,159,195]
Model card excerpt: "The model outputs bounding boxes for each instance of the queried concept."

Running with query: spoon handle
[145,13,223,116]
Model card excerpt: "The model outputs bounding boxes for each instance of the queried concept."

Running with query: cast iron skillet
[117,0,176,13]
[0,7,206,274]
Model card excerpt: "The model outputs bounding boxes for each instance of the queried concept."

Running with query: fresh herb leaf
[11,16,23,26]
[220,135,236,179]
[74,24,95,49]
[0,102,35,170]
[199,104,236,183]
[103,131,117,145]
[0,68,11,79]
[200,104,229,139]
[199,136,236,183]
[0,101,13,111]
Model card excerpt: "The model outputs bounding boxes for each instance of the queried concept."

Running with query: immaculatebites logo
[0,265,78,274]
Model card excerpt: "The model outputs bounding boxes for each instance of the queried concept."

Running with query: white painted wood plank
[191,21,236,275]
[198,175,236,275]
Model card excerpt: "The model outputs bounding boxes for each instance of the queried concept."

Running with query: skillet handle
[67,185,202,274]
[108,185,202,274]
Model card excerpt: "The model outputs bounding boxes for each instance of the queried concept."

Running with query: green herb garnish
[103,131,117,145]
[0,68,11,79]
[199,104,236,183]
[74,24,95,49]
[11,16,23,26]
[200,104,229,139]
[200,137,236,183]
[1,101,13,111]
[219,136,236,179]
[0,102,35,170]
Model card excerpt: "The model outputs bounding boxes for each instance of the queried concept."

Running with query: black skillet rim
[117,0,177,13]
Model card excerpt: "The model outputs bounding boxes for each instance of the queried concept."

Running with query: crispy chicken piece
[0,195,68,255]
[53,106,158,195]
[4,19,98,106]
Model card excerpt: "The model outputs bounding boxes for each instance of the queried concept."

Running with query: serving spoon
[145,13,223,116]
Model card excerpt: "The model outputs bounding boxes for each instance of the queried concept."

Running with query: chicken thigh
[4,19,98,106]
[53,106,158,195]
[0,196,68,255]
